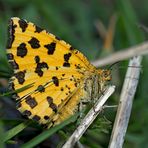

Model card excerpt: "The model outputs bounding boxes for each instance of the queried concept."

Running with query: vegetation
[0,0,148,147]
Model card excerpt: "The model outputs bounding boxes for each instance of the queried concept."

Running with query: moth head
[97,69,111,82]
[96,69,111,93]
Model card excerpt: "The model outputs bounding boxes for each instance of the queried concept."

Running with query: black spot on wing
[25,95,38,109]
[18,19,28,32]
[35,61,49,77]
[35,68,43,77]
[16,102,22,109]
[64,53,71,62]
[28,37,40,49]
[63,62,70,67]
[44,42,56,55]
[61,87,64,91]
[12,93,19,100]
[47,96,53,104]
[7,53,14,60]
[74,51,78,54]
[9,60,19,69]
[37,85,45,92]
[14,70,26,84]
[8,82,19,99]
[17,43,27,57]
[52,76,59,86]
[65,85,70,90]
[41,123,48,128]
[74,83,78,87]
[7,19,17,49]
[50,103,57,113]
[9,82,15,91]
[62,74,65,77]
[32,115,41,121]
[69,46,74,50]
[63,52,72,68]
[47,96,58,112]
[75,64,81,69]
[23,110,32,117]
[35,25,43,33]
[55,36,61,40]
[44,115,50,120]
[34,55,40,63]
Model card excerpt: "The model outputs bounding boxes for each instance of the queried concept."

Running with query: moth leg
[77,99,90,124]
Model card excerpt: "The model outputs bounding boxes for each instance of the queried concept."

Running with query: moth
[7,17,111,128]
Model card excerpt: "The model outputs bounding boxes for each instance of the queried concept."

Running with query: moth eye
[104,72,108,78]
[103,71,111,81]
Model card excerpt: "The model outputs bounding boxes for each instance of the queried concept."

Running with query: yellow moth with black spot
[7,17,111,128]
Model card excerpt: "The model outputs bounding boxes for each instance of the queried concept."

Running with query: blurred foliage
[0,0,148,147]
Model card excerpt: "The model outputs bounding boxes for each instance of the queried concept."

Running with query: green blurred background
[0,0,148,147]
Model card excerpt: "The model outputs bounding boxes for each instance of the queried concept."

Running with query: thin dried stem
[108,56,142,148]
[62,85,115,148]
[91,41,148,67]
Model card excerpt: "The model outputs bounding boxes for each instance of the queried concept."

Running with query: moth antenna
[107,61,120,70]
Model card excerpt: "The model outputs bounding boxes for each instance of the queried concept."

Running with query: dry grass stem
[108,56,142,148]
[62,85,115,148]
[91,41,148,67]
